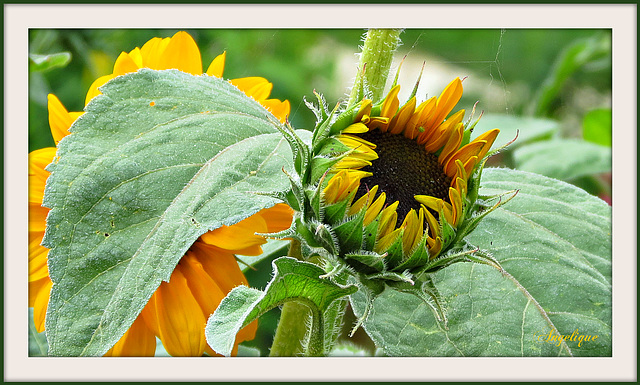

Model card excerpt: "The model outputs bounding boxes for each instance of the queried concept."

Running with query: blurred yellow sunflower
[323,78,499,262]
[29,31,293,356]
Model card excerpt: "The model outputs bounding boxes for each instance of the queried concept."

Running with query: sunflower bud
[273,75,513,325]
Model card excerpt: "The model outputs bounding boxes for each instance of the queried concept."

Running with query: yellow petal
[401,209,423,255]
[381,85,401,119]
[376,228,402,253]
[438,120,465,165]
[179,251,227,316]
[206,51,226,78]
[201,203,291,253]
[342,122,369,134]
[30,277,52,333]
[230,77,273,101]
[29,147,56,204]
[388,97,416,135]
[156,31,203,75]
[424,120,463,153]
[258,98,290,123]
[354,99,373,122]
[29,232,49,281]
[404,100,428,139]
[422,206,441,240]
[85,74,116,106]
[259,203,294,233]
[47,94,75,144]
[448,187,463,226]
[200,213,269,255]
[323,172,344,203]
[463,156,479,176]
[333,157,372,170]
[349,185,379,216]
[454,177,468,200]
[140,37,171,69]
[376,201,399,239]
[452,159,468,182]
[442,200,455,226]
[104,315,156,357]
[339,134,377,152]
[193,242,250,294]
[142,269,207,357]
[429,77,463,127]
[366,116,391,131]
[112,51,141,76]
[29,204,48,233]
[427,236,442,258]
[324,169,365,205]
[474,128,500,160]
[414,97,438,141]
[364,192,387,227]
[445,140,485,177]
[414,195,444,213]
[127,47,144,68]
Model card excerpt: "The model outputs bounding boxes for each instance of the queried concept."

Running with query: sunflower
[29,31,293,356]
[321,77,499,267]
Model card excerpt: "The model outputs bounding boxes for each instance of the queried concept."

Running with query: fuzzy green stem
[269,299,312,357]
[347,29,402,109]
[268,240,320,356]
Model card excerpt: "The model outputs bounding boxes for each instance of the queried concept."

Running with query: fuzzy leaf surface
[350,168,611,357]
[205,256,357,356]
[42,69,297,356]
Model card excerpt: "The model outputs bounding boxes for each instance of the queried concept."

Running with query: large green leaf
[42,69,298,356]
[205,256,357,356]
[513,139,611,181]
[350,168,611,356]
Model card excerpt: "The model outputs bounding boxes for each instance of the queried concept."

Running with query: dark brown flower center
[355,129,451,221]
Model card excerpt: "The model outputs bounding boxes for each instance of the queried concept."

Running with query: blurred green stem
[347,29,402,109]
